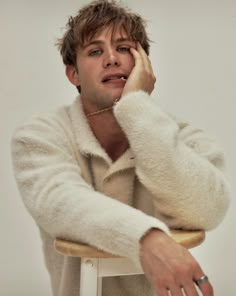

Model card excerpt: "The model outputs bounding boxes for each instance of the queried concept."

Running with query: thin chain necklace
[86,98,119,117]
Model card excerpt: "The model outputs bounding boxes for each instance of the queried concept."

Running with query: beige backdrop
[0,0,235,295]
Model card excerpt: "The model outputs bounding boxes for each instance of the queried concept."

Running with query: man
[11,1,230,295]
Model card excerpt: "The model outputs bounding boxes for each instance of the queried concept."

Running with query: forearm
[11,128,169,267]
[114,91,230,229]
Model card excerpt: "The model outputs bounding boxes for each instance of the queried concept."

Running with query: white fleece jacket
[11,91,230,296]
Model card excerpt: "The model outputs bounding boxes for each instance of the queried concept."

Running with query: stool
[54,229,205,296]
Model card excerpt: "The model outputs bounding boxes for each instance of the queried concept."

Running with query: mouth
[102,75,128,83]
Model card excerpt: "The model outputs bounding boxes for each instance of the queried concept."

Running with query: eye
[117,46,130,53]
[88,49,102,56]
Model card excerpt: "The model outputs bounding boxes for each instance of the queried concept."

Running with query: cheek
[77,67,93,85]
[78,60,99,80]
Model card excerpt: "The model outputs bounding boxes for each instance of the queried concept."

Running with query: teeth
[103,76,127,82]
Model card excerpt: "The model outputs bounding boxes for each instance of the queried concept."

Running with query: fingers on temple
[136,42,152,68]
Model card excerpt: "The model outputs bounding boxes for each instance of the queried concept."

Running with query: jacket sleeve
[11,113,169,267]
[114,91,230,230]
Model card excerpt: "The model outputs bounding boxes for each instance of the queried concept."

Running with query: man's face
[72,26,136,112]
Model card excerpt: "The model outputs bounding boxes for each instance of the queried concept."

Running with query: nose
[103,48,120,68]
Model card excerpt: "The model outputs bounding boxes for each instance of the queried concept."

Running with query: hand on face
[122,42,156,97]
[140,229,214,296]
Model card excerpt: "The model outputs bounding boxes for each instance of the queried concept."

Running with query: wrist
[140,228,167,246]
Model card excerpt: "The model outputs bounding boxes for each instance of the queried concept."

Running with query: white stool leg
[97,277,102,296]
[80,258,100,296]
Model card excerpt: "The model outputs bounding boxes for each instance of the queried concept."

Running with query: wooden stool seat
[54,230,205,296]
[55,230,205,258]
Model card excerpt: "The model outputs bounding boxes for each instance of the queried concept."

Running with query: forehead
[83,25,132,46]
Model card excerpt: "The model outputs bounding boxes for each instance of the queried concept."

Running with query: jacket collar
[69,96,135,172]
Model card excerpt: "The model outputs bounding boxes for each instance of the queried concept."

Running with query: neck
[86,110,129,161]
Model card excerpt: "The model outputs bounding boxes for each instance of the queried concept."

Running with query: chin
[111,90,123,101]
[101,89,123,106]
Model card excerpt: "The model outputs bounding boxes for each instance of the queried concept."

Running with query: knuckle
[153,274,174,289]
[152,277,162,289]
[172,261,194,279]
[190,259,200,270]
[179,265,192,277]
[146,70,152,77]
[183,256,200,272]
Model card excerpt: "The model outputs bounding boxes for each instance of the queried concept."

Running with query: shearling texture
[114,91,230,229]
[11,92,230,296]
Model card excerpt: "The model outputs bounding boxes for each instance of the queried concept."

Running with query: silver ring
[195,275,209,286]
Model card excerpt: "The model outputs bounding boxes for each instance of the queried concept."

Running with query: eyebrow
[83,38,135,49]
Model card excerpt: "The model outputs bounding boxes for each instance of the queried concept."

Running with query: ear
[65,65,80,87]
